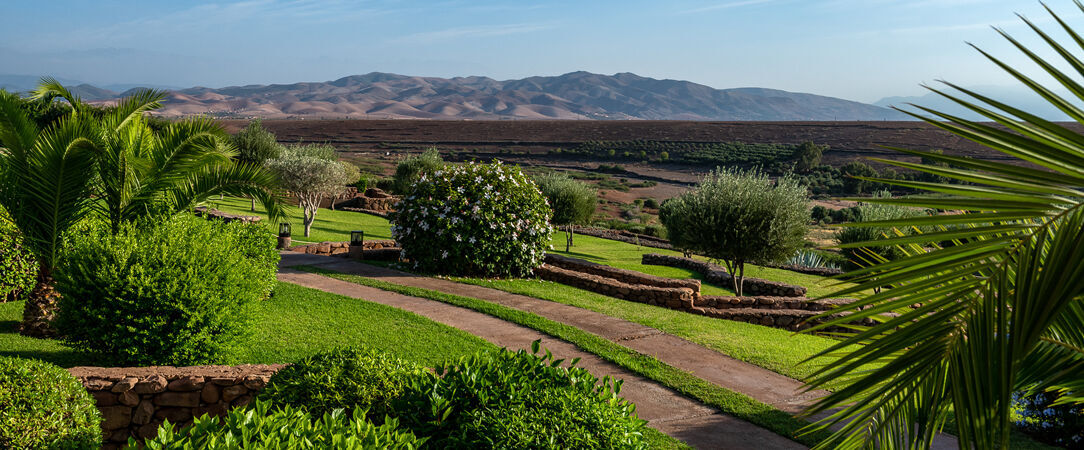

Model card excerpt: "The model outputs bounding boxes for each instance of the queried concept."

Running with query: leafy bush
[395,343,648,449]
[0,211,36,302]
[137,400,424,450]
[54,215,279,366]
[232,118,283,166]
[392,148,444,194]
[835,193,929,268]
[0,356,102,449]
[390,161,552,277]
[660,168,809,295]
[1013,391,1083,448]
[259,347,425,422]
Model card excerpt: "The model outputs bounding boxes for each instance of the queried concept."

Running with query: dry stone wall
[535,264,696,310]
[641,253,806,297]
[192,207,262,224]
[544,254,700,291]
[70,364,284,447]
[573,227,673,250]
[287,240,400,260]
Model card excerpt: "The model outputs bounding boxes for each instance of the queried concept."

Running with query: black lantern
[350,230,365,246]
[278,223,291,238]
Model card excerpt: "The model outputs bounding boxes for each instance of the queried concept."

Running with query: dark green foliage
[232,118,283,165]
[392,148,443,194]
[643,198,659,209]
[390,161,552,277]
[0,356,102,449]
[54,215,279,365]
[137,400,425,450]
[660,168,809,295]
[258,347,425,422]
[835,194,929,268]
[1012,392,1083,448]
[794,141,826,173]
[394,345,648,449]
[840,161,878,195]
[569,140,798,167]
[0,210,36,302]
[810,205,831,223]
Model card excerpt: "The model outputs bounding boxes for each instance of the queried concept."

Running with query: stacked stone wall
[192,207,261,224]
[287,240,398,257]
[544,254,700,291]
[641,253,806,297]
[534,264,696,310]
[70,365,284,447]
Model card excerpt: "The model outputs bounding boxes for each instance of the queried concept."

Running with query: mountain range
[2,71,911,121]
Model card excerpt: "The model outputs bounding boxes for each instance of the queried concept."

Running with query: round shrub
[53,215,279,366]
[0,356,102,449]
[138,400,424,449]
[258,347,425,422]
[395,344,648,449]
[390,161,553,277]
[0,211,37,303]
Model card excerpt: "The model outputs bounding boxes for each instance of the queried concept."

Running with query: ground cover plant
[138,400,425,450]
[54,215,279,366]
[391,160,552,277]
[0,356,101,449]
[801,6,1084,449]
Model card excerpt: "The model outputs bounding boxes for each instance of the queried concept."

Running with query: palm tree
[0,80,284,336]
[799,4,1084,449]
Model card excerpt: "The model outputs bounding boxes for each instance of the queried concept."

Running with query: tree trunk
[565,225,574,252]
[19,267,60,338]
[250,196,256,212]
[303,206,316,237]
[735,262,745,297]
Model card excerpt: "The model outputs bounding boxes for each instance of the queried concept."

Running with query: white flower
[454,234,462,242]
[441,250,449,259]
[469,237,476,244]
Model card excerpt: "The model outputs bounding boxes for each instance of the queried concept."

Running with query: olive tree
[267,147,358,237]
[232,119,283,210]
[535,173,597,251]
[660,168,809,295]
[392,148,443,194]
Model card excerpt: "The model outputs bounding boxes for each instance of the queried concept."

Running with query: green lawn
[449,276,839,381]
[214,197,849,297]
[0,282,493,368]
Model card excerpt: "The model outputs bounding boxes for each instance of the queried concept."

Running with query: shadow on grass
[0,320,95,368]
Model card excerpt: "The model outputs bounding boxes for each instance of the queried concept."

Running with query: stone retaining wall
[192,207,262,224]
[574,227,673,250]
[288,240,398,256]
[70,365,284,446]
[535,264,696,309]
[641,254,806,297]
[544,254,700,291]
[341,207,390,218]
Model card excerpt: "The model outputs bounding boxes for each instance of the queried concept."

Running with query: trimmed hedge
[54,215,279,366]
[137,400,425,449]
[0,356,102,449]
[258,347,425,422]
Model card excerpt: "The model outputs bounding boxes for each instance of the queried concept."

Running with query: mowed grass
[214,196,849,298]
[0,282,493,368]
[449,276,838,381]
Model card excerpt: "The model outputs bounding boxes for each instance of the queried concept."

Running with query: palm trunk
[250,196,256,212]
[19,266,60,338]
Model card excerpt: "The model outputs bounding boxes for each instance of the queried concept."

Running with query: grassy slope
[204,196,394,245]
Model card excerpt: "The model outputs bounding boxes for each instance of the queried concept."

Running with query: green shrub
[0,356,102,449]
[392,148,444,194]
[390,161,552,277]
[835,193,929,268]
[54,215,279,366]
[534,173,597,251]
[643,198,659,209]
[258,347,425,422]
[137,400,424,450]
[0,210,36,302]
[395,344,648,449]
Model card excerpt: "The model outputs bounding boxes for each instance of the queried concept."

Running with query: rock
[155,407,193,424]
[201,384,220,404]
[111,377,138,393]
[194,403,228,419]
[133,375,168,394]
[100,405,133,430]
[232,394,253,408]
[222,385,247,402]
[132,400,155,425]
[167,376,205,392]
[118,390,140,407]
[92,391,117,407]
[242,375,266,390]
[138,420,164,439]
[155,391,200,408]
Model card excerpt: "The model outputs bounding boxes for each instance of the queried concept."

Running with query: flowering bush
[390,161,552,277]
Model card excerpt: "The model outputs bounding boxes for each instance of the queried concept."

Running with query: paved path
[280,252,958,449]
[277,255,805,450]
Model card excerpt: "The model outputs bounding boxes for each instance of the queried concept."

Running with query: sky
[0,0,1078,103]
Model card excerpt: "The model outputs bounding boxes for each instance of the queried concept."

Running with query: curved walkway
[278,254,804,450]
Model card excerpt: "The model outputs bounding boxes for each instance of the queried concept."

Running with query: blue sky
[0,0,1076,102]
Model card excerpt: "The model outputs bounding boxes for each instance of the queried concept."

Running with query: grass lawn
[0,282,493,368]
[449,276,839,381]
[214,197,849,297]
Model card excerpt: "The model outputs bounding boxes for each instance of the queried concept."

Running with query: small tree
[232,119,283,211]
[841,161,878,194]
[793,141,826,173]
[660,168,809,295]
[535,173,597,251]
[268,147,356,237]
[393,148,443,194]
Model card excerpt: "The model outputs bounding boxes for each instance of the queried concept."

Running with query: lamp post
[349,230,365,259]
[277,223,292,250]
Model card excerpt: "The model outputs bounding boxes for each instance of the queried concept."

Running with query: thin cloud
[676,0,776,15]
[390,23,555,44]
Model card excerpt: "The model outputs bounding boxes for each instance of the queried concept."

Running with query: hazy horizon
[2,0,1078,104]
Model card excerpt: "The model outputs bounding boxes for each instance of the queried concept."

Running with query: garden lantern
[350,231,365,246]
[279,223,291,238]
[276,223,292,250]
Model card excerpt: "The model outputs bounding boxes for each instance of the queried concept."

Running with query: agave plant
[799,4,1084,449]
[788,249,839,270]
[0,79,284,336]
